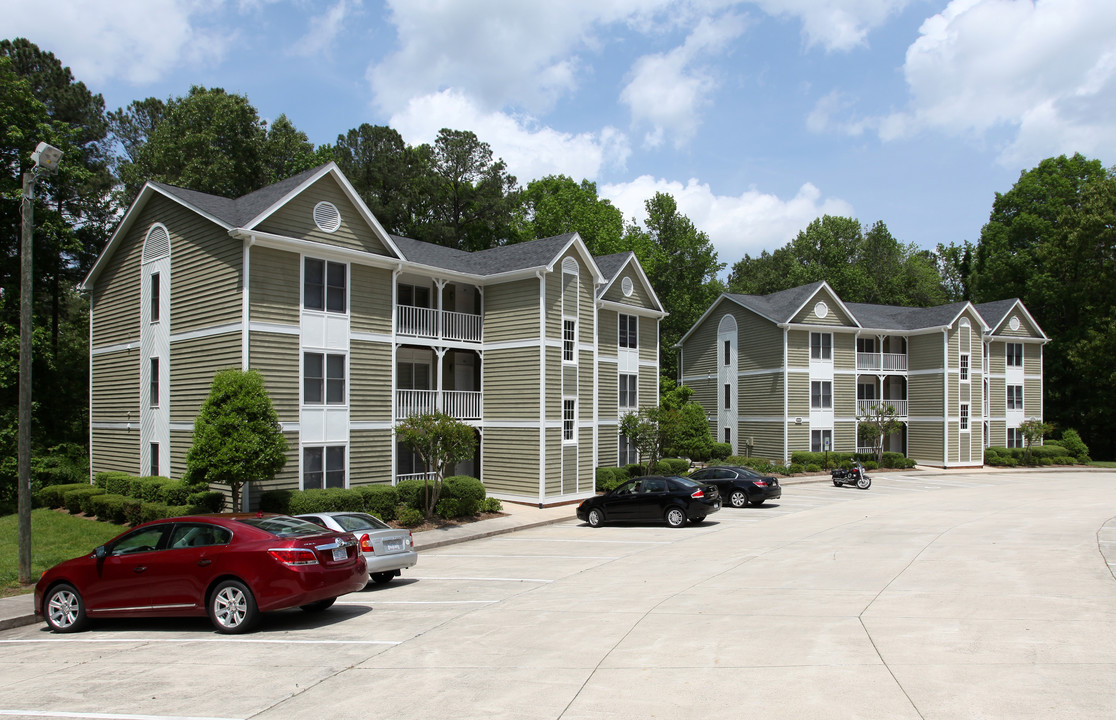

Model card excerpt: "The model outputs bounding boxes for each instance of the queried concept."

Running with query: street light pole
[18,142,63,586]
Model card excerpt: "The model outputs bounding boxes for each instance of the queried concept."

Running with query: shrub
[89,493,129,524]
[187,491,226,513]
[395,505,424,527]
[286,488,364,515]
[863,461,878,471]
[710,442,732,460]
[259,489,293,513]
[394,478,433,512]
[64,487,105,514]
[880,452,916,469]
[619,463,642,478]
[435,498,462,517]
[140,502,170,524]
[481,497,503,513]
[123,498,145,525]
[159,480,195,506]
[805,463,821,473]
[595,467,627,492]
[1057,429,1089,461]
[1053,456,1076,465]
[662,458,691,475]
[95,471,133,494]
[356,484,398,521]
[37,482,93,509]
[128,476,174,502]
[32,444,89,492]
[788,463,804,474]
[441,476,486,516]
[1030,444,1067,461]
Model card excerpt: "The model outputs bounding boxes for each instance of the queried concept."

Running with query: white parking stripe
[406,576,552,583]
[0,638,397,646]
[490,538,670,545]
[338,600,498,605]
[0,710,239,720]
[429,554,619,559]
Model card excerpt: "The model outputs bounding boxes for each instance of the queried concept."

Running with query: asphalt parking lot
[3,469,1116,720]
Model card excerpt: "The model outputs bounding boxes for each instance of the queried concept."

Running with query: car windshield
[333,513,390,532]
[237,516,331,537]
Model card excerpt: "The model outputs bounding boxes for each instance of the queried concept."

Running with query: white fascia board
[545,233,606,286]
[782,322,860,333]
[988,300,1049,341]
[676,294,755,347]
[597,299,667,319]
[596,253,665,314]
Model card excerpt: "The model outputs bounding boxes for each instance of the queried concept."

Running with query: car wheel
[664,507,686,528]
[587,508,604,527]
[371,572,396,584]
[690,516,706,524]
[300,597,337,612]
[856,477,872,490]
[729,490,748,508]
[43,583,87,633]
[208,579,258,634]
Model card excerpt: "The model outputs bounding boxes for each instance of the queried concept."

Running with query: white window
[619,374,637,409]
[150,442,159,477]
[811,381,832,409]
[960,353,969,382]
[563,399,575,441]
[304,258,346,313]
[619,434,637,466]
[1006,343,1023,367]
[811,332,832,360]
[1007,385,1023,411]
[811,429,832,452]
[960,403,969,431]
[149,358,159,407]
[1007,428,1023,448]
[563,319,576,362]
[724,383,731,410]
[619,314,638,349]
[150,273,160,323]
[304,446,345,489]
[723,340,731,366]
[304,352,346,405]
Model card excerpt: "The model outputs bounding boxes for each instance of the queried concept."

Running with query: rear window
[670,476,702,489]
[237,516,332,537]
[333,513,390,532]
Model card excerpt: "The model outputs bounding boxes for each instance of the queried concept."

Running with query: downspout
[241,235,253,510]
[87,289,93,483]
[783,325,789,465]
[538,270,547,505]
[391,264,402,484]
[943,328,949,468]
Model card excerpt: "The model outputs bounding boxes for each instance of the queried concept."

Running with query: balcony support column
[435,279,447,341]
[435,347,446,413]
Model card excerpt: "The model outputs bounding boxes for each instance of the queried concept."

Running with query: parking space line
[489,538,670,545]
[0,638,398,646]
[429,554,619,559]
[406,576,553,583]
[338,600,498,605]
[0,710,240,720]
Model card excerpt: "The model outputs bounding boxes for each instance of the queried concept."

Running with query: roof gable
[596,252,664,313]
[789,283,858,327]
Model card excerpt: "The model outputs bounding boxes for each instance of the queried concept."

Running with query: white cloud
[4,0,234,85]
[293,0,363,57]
[620,13,747,148]
[881,0,1116,164]
[749,0,909,51]
[389,90,631,183]
[601,175,855,260]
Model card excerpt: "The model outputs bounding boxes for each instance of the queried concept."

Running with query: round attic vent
[622,277,634,297]
[1009,316,1020,331]
[814,301,829,319]
[313,201,341,233]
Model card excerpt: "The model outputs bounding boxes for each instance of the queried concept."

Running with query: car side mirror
[93,545,107,560]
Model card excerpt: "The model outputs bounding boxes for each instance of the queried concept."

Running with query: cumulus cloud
[389,89,631,182]
[880,0,1116,165]
[750,0,909,51]
[5,0,233,85]
[620,13,748,148]
[293,0,363,57]
[601,175,855,261]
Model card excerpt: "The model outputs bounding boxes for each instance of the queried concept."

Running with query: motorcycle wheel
[856,476,871,489]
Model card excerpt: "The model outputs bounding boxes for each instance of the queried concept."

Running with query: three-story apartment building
[81,163,664,507]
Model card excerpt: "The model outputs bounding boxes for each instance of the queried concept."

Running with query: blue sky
[7,0,1116,269]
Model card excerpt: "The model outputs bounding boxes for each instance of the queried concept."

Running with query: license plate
[332,547,347,561]
[385,538,403,552]
[714,501,721,509]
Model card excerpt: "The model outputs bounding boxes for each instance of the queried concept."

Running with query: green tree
[263,114,332,185]
[658,379,713,461]
[185,369,288,510]
[521,175,627,255]
[1017,418,1053,465]
[619,408,663,476]
[332,124,427,236]
[395,412,477,520]
[857,402,904,467]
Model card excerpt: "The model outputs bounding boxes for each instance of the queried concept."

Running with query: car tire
[664,507,686,528]
[43,583,88,633]
[729,490,748,508]
[750,498,766,507]
[208,579,258,634]
[300,597,337,612]
[371,572,396,584]
[690,516,706,524]
[587,508,604,528]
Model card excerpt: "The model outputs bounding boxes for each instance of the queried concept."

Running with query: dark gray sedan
[688,466,782,507]
[577,475,721,528]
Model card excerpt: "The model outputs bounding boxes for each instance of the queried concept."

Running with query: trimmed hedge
[710,443,732,460]
[129,476,175,502]
[356,485,399,521]
[64,487,106,514]
[595,467,627,492]
[287,488,364,515]
[442,476,486,516]
[89,493,129,525]
[187,491,225,513]
[94,471,133,494]
[651,458,690,475]
[37,482,94,509]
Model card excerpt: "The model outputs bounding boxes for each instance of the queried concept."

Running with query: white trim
[170,323,242,344]
[169,422,194,432]
[486,338,545,351]
[538,270,547,502]
[91,422,139,430]
[597,299,667,319]
[250,321,301,336]
[350,331,394,344]
[242,238,250,371]
[91,340,140,356]
[350,421,395,431]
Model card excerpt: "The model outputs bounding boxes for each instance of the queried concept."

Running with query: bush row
[789,451,917,469]
[985,444,1079,467]
[36,472,225,525]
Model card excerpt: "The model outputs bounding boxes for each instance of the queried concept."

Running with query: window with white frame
[304,352,346,405]
[1006,343,1023,367]
[619,314,638,349]
[811,380,832,409]
[304,446,345,489]
[1007,428,1023,448]
[563,399,576,441]
[723,340,731,365]
[149,358,159,407]
[619,373,637,410]
[724,383,731,410]
[150,442,159,477]
[811,429,832,452]
[619,434,637,466]
[304,258,346,313]
[724,428,730,444]
[563,319,576,362]
[1007,385,1023,411]
[810,332,832,360]
[150,273,160,323]
[398,283,430,308]
[960,353,969,381]
[960,403,969,431]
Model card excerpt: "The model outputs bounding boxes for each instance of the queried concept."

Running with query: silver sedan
[295,511,417,584]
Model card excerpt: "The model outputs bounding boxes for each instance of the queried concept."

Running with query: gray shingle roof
[151,164,328,228]
[593,252,633,283]
[725,282,827,323]
[391,233,579,275]
[846,301,970,330]
[973,299,1020,331]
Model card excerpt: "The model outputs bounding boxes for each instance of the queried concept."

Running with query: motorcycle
[831,462,872,489]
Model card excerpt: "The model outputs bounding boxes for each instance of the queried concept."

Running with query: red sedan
[35,514,368,634]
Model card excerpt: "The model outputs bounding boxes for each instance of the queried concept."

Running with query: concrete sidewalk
[0,500,578,632]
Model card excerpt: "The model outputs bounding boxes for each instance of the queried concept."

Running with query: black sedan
[688,466,781,508]
[577,475,721,528]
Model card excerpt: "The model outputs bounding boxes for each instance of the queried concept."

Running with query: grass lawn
[0,509,127,596]
[1090,461,1116,468]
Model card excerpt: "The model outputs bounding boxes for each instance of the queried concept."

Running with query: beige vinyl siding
[349,430,392,485]
[739,373,784,415]
[908,374,944,419]
[599,311,618,355]
[908,334,944,372]
[578,351,594,419]
[247,331,299,421]
[599,363,618,418]
[740,421,785,462]
[170,204,242,335]
[254,176,391,255]
[547,347,562,416]
[786,372,810,417]
[989,420,1006,446]
[834,332,855,370]
[1024,377,1043,416]
[793,292,855,326]
[350,340,392,422]
[91,428,140,476]
[988,377,1005,416]
[351,264,392,335]
[1025,345,1042,376]
[987,341,1006,375]
[786,423,809,456]
[908,422,943,463]
[169,429,192,480]
[546,429,562,496]
[638,372,657,412]
[787,330,810,368]
[482,428,541,495]
[639,318,657,366]
[546,266,563,339]
[485,279,539,343]
[681,308,720,378]
[248,246,299,326]
[834,374,856,417]
[599,425,619,467]
[689,378,717,419]
[734,308,783,371]
[251,431,300,501]
[579,264,595,343]
[90,221,143,348]
[602,266,650,306]
[91,350,139,422]
[999,313,1040,338]
[834,421,856,453]
[169,333,241,422]
[485,347,541,419]
[579,426,593,488]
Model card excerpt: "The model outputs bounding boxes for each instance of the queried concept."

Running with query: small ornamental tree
[185,369,287,510]
[395,412,477,520]
[857,402,905,467]
[1018,418,1053,464]
[620,408,663,476]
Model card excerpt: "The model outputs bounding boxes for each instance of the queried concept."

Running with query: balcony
[396,389,482,421]
[857,352,907,372]
[857,399,908,418]
[397,306,482,343]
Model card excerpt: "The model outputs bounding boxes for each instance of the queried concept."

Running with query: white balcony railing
[395,471,437,484]
[396,389,482,420]
[857,399,908,418]
[857,352,908,372]
[856,446,876,455]
[397,306,482,343]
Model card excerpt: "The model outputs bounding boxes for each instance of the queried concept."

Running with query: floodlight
[31,142,63,172]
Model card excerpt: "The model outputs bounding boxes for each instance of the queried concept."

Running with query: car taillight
[407,530,413,548]
[359,534,372,552]
[267,548,318,566]
[753,480,767,487]
[691,489,705,499]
